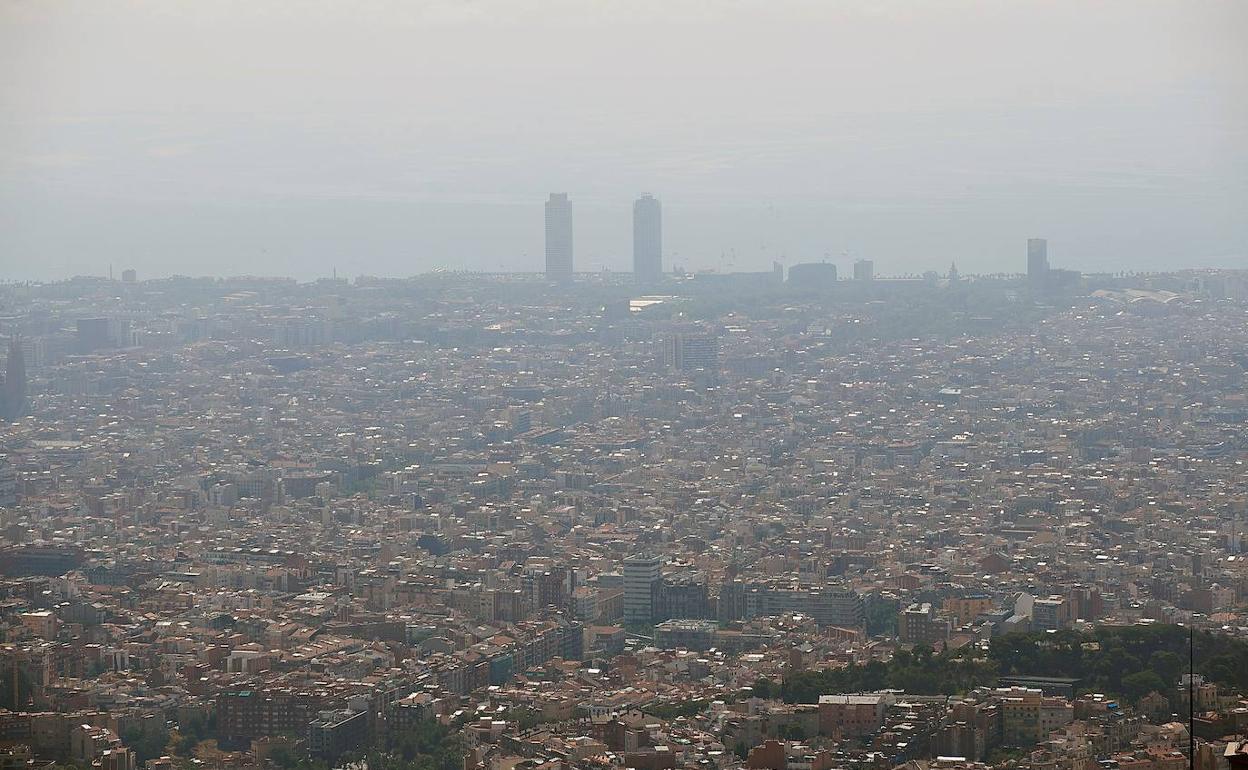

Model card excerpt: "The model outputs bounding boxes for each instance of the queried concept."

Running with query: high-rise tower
[633,194,662,283]
[0,337,27,421]
[545,193,573,281]
[1027,238,1049,282]
[623,553,662,625]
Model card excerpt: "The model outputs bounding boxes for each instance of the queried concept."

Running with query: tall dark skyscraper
[632,194,662,284]
[1027,238,1049,281]
[0,337,27,422]
[544,193,573,281]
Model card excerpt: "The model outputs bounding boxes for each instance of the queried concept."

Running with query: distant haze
[2,0,1245,280]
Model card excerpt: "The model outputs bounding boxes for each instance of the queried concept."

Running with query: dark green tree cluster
[368,716,466,770]
[269,745,330,770]
[120,724,171,763]
[751,625,1246,706]
[173,714,215,757]
[864,595,899,637]
[777,723,806,741]
[990,625,1243,702]
[768,644,997,702]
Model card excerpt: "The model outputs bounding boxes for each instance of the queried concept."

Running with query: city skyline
[3,189,1101,283]
[3,1,1244,281]
[2,190,1244,282]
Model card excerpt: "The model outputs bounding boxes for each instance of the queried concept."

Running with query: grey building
[308,709,368,760]
[633,193,662,283]
[666,333,719,371]
[1027,238,1049,282]
[545,193,573,281]
[738,584,865,629]
[788,262,838,289]
[623,553,661,625]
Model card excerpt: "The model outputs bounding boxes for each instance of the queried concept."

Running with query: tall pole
[1190,625,1195,768]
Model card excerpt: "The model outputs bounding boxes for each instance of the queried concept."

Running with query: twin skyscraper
[544,193,662,283]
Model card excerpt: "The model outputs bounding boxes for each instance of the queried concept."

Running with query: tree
[174,733,198,757]
[1122,670,1167,703]
[913,645,935,665]
[644,700,708,720]
[778,723,806,741]
[181,715,208,741]
[752,677,777,699]
[860,660,888,692]
[386,716,466,770]
[1149,650,1183,688]
[269,744,298,768]
[121,725,170,763]
[864,597,898,637]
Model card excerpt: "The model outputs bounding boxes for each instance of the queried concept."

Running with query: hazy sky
[2,0,1245,280]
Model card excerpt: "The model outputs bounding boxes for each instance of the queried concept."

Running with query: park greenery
[362,716,466,770]
[119,725,170,764]
[754,625,1248,706]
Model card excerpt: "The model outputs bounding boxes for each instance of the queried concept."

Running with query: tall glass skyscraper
[1027,237,1049,281]
[633,193,662,283]
[544,193,573,281]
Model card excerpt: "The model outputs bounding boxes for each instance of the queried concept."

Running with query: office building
[656,572,711,620]
[788,262,838,289]
[633,194,662,283]
[653,619,717,651]
[817,694,890,737]
[545,193,573,281]
[733,584,866,629]
[1027,238,1049,281]
[76,318,112,353]
[0,454,16,507]
[1031,596,1069,631]
[943,595,994,627]
[307,710,368,760]
[0,337,26,421]
[853,259,874,281]
[898,602,951,645]
[623,553,661,625]
[666,333,719,371]
[995,687,1073,745]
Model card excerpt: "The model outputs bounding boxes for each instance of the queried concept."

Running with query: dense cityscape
[4,191,1248,770]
